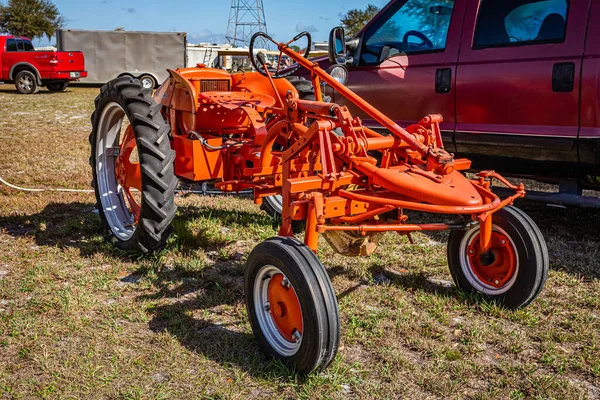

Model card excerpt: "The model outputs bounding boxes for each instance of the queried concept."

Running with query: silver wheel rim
[458,225,519,295]
[253,265,302,357]
[19,75,33,92]
[95,102,136,241]
[141,77,154,89]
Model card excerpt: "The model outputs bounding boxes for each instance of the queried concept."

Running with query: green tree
[340,4,380,38]
[0,0,64,40]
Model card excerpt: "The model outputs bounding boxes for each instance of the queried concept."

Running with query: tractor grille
[200,79,230,93]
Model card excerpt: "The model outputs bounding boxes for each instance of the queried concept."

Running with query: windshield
[362,0,455,64]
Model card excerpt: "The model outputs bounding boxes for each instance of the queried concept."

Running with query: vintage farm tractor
[90,28,548,374]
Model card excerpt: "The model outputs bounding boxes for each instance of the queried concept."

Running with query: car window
[6,39,17,52]
[474,0,568,48]
[16,39,24,51]
[23,40,34,51]
[362,0,455,64]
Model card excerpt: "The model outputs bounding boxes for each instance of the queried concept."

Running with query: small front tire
[245,237,340,374]
[447,206,548,308]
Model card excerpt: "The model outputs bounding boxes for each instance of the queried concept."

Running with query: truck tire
[90,76,177,253]
[15,70,40,94]
[47,81,69,92]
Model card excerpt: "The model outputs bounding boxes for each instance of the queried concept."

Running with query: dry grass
[0,85,599,399]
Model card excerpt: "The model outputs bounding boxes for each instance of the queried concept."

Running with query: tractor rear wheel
[90,76,177,253]
[447,206,548,308]
[245,237,340,374]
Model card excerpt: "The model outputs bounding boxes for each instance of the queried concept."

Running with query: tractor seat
[199,91,276,110]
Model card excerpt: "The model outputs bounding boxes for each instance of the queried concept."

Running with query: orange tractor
[90,29,548,374]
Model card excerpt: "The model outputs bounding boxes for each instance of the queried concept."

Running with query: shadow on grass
[0,201,118,258]
[171,203,279,254]
[406,200,600,280]
[0,198,277,259]
[138,260,303,380]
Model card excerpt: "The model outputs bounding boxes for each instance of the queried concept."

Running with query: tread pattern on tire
[89,76,177,253]
[15,70,39,94]
[447,206,549,308]
[245,236,340,374]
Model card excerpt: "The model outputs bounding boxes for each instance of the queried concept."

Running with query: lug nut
[468,249,474,255]
[500,239,506,245]
[494,280,500,285]
[264,302,271,312]
[292,330,302,342]
[281,278,290,288]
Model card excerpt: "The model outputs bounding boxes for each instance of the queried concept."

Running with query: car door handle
[552,62,574,92]
[435,68,452,94]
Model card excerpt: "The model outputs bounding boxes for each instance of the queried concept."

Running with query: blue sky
[31,0,389,46]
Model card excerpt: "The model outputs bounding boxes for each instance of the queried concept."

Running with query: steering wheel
[402,30,434,51]
[249,31,312,79]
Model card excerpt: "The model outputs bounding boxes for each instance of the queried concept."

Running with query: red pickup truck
[0,35,87,94]
[294,0,600,206]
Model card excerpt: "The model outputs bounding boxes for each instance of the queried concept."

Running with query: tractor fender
[157,69,197,136]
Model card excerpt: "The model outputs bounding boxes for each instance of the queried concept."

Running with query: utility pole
[226,0,269,48]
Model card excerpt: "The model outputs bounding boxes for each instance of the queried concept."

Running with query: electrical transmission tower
[226,0,269,48]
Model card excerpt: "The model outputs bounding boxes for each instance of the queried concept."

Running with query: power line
[226,0,269,48]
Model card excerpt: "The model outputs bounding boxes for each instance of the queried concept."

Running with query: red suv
[295,0,600,205]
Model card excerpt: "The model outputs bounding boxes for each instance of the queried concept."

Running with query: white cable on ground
[0,176,94,193]
[0,176,252,196]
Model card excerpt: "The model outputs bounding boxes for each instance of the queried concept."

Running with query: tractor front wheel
[245,237,340,374]
[447,206,548,308]
[90,76,177,253]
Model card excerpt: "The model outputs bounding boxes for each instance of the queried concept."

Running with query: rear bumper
[47,71,88,80]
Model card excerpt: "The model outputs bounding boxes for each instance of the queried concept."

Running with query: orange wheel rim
[467,231,517,288]
[115,126,142,221]
[267,274,303,342]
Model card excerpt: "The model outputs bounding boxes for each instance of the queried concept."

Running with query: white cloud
[296,23,318,33]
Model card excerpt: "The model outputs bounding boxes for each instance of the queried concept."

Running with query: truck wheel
[245,237,340,374]
[15,70,39,94]
[139,75,156,90]
[47,81,69,92]
[90,76,177,253]
[447,206,549,308]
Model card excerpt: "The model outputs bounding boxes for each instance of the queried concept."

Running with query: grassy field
[0,84,599,399]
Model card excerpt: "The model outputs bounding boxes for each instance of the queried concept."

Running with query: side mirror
[328,27,347,64]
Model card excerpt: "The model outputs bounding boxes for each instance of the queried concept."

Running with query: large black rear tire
[245,237,340,374]
[90,76,177,253]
